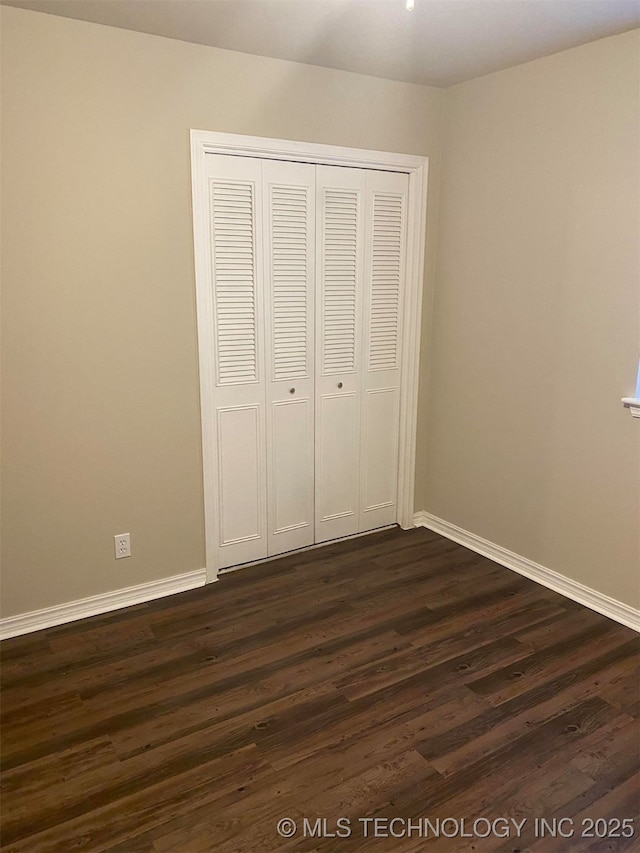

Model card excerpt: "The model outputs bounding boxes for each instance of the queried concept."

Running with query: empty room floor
[1,526,638,852]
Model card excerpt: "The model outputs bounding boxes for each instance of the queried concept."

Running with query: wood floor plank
[334,634,534,702]
[517,772,640,853]
[595,663,640,716]
[467,621,634,705]
[344,697,622,837]
[340,754,596,853]
[0,737,121,831]
[570,715,640,781]
[2,745,269,853]
[0,638,201,714]
[1,526,638,852]
[513,604,613,648]
[427,683,634,779]
[142,688,487,851]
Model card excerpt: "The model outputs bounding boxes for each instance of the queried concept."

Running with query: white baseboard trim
[414,511,640,633]
[0,569,208,640]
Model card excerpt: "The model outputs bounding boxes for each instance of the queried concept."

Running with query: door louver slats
[211,180,258,384]
[322,189,358,374]
[369,193,403,371]
[270,185,309,380]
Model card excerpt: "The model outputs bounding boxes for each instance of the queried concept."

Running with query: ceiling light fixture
[406,0,415,10]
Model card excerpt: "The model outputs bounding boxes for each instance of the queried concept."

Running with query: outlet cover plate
[114,533,131,559]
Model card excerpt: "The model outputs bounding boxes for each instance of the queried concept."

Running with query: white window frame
[190,129,429,582]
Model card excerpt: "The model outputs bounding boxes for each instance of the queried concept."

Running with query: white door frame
[190,129,429,582]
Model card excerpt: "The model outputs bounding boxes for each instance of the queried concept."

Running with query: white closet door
[205,153,267,569]
[262,160,316,556]
[315,165,366,543]
[360,170,408,530]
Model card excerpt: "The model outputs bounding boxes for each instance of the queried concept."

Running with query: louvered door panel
[211,181,258,385]
[360,170,408,531]
[369,193,403,371]
[271,184,309,380]
[263,160,315,556]
[321,189,358,375]
[205,153,267,569]
[315,166,366,543]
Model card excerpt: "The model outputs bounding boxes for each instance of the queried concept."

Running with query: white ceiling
[3,0,639,87]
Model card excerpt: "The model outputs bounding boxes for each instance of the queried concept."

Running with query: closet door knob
[289,387,295,394]
[337,382,343,389]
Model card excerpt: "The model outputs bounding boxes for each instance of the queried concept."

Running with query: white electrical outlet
[114,533,131,559]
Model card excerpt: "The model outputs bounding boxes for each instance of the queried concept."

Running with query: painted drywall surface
[425,30,640,607]
[0,6,443,617]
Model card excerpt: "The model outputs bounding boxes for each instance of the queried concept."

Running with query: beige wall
[424,30,640,607]
[2,8,638,621]
[0,6,444,617]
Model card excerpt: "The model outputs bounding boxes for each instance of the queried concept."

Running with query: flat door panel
[360,388,399,529]
[205,153,267,568]
[317,392,358,524]
[359,170,408,531]
[270,398,314,545]
[315,166,366,543]
[217,405,265,566]
[263,159,315,555]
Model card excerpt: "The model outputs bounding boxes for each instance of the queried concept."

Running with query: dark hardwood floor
[1,526,638,852]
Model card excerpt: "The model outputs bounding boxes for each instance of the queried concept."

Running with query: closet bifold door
[360,169,408,531]
[205,153,267,569]
[315,165,366,543]
[263,160,316,557]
